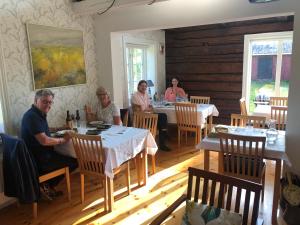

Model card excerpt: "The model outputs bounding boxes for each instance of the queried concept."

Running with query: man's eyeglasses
[41,100,54,105]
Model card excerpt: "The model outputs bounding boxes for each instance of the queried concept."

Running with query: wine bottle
[66,110,73,129]
[75,110,80,128]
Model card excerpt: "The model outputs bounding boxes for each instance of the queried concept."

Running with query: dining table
[153,103,219,132]
[196,126,289,225]
[54,125,158,209]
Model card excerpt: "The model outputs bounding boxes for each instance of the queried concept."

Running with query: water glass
[266,128,278,144]
[77,121,87,134]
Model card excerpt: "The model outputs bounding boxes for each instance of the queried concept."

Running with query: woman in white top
[96,87,121,125]
[131,80,170,151]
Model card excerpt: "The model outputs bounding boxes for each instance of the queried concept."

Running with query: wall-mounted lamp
[159,43,164,54]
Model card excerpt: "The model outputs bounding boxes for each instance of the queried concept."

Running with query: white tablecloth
[54,126,158,178]
[196,126,288,162]
[153,104,219,125]
[252,105,271,120]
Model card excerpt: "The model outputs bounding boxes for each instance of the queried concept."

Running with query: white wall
[0,0,99,133]
[110,30,165,107]
[94,0,300,173]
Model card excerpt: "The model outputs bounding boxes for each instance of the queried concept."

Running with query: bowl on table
[88,120,104,127]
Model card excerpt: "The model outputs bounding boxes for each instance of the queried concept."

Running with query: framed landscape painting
[26,23,86,89]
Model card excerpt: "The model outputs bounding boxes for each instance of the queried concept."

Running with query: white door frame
[242,31,293,110]
[0,33,12,134]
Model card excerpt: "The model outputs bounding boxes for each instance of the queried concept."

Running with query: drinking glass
[266,119,278,144]
[78,121,87,134]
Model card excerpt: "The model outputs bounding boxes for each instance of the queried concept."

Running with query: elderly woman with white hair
[96,86,122,125]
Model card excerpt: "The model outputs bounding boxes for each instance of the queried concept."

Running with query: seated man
[131,80,170,151]
[21,89,78,200]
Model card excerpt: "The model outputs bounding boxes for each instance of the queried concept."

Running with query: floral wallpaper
[0,0,99,132]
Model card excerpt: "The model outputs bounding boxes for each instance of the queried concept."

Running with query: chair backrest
[84,105,97,123]
[120,108,129,127]
[187,167,262,225]
[190,96,210,104]
[70,133,105,177]
[219,132,266,180]
[131,103,142,113]
[240,97,248,116]
[271,106,288,130]
[231,114,266,129]
[270,97,288,106]
[175,103,198,131]
[1,134,40,203]
[133,112,158,137]
[231,113,246,127]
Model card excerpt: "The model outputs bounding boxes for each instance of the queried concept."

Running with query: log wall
[165,16,294,124]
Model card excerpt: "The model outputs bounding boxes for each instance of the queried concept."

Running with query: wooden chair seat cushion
[182,200,242,225]
[223,155,265,177]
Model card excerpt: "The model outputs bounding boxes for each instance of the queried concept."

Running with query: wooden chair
[190,96,210,104]
[70,133,130,212]
[240,97,248,116]
[133,112,158,175]
[131,103,143,113]
[231,114,266,128]
[84,104,97,123]
[150,167,263,225]
[175,103,201,147]
[231,113,246,127]
[271,106,288,130]
[270,97,288,106]
[1,134,71,219]
[33,167,71,218]
[219,132,266,201]
[120,108,129,126]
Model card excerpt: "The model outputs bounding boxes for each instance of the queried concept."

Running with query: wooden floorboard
[0,136,287,225]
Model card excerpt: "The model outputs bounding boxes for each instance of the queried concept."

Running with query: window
[126,45,147,99]
[243,32,293,112]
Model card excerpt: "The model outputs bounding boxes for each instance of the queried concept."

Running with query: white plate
[89,121,104,125]
[56,130,73,135]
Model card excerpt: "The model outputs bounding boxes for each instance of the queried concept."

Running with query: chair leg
[178,129,181,148]
[126,161,131,195]
[65,167,71,201]
[261,174,265,202]
[151,155,156,174]
[80,174,85,204]
[33,202,37,218]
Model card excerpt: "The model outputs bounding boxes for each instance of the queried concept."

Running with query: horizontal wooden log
[166,74,242,82]
[166,44,244,57]
[166,63,243,74]
[166,54,243,64]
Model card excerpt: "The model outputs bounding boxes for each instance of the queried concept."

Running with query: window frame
[242,31,293,111]
[125,44,148,100]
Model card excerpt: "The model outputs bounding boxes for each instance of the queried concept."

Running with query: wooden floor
[0,136,287,225]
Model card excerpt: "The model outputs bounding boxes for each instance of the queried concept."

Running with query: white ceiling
[71,0,170,16]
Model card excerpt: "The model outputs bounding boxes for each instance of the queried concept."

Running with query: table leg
[142,149,148,186]
[218,152,224,173]
[136,154,141,186]
[209,115,213,134]
[107,177,114,212]
[272,159,282,224]
[204,149,210,171]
